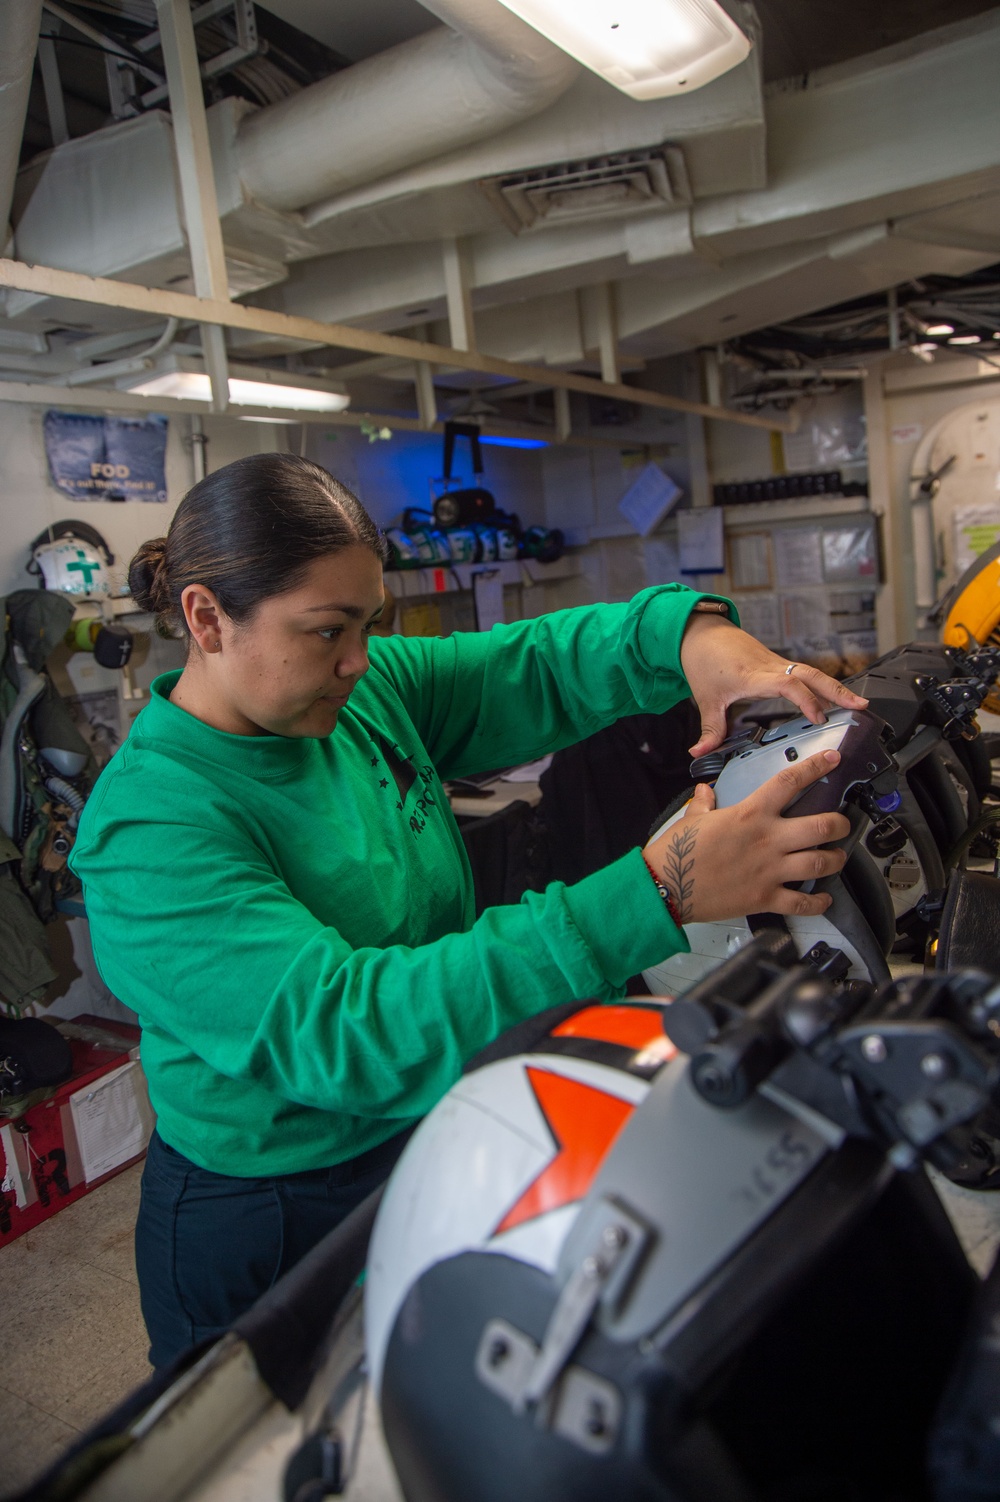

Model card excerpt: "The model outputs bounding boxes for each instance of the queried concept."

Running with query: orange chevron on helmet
[494,1067,636,1235]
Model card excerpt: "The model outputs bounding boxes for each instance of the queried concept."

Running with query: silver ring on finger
[784,662,798,677]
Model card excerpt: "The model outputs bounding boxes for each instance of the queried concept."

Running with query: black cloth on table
[458,702,698,998]
[536,700,700,886]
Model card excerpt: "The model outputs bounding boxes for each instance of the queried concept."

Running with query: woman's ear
[181,583,225,656]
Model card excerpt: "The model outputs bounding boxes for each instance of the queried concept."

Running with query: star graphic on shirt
[396,800,403,811]
[379,778,388,789]
[370,755,379,767]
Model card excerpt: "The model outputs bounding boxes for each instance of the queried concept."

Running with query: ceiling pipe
[65,316,179,385]
[0,0,44,251]
[233,0,579,215]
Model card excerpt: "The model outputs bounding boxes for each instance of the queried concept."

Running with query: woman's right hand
[642,750,852,925]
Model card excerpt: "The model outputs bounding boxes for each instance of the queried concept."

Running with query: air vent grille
[480,146,691,234]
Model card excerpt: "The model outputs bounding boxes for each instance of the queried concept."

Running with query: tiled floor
[2,1158,999,1501]
[0,1164,149,1498]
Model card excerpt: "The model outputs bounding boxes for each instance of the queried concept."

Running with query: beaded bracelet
[642,856,684,928]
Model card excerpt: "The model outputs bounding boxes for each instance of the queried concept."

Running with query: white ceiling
[4,1,1000,408]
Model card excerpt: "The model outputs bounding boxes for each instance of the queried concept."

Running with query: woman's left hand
[679,611,869,759]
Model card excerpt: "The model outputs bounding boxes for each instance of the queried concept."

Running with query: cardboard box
[0,1015,154,1249]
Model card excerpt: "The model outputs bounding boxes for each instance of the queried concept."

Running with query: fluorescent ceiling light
[948,335,981,346]
[230,378,349,411]
[495,0,751,99]
[925,323,954,335]
[126,366,350,412]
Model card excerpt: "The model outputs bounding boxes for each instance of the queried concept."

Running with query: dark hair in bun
[128,537,170,620]
[127,453,386,641]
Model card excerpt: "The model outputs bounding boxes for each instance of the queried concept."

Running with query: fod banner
[44,411,169,502]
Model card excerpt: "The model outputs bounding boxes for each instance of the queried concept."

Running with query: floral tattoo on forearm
[662,825,697,923]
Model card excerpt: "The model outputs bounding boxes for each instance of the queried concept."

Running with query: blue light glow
[479,436,549,450]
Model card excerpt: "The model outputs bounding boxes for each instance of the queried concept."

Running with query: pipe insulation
[0,0,44,246]
[65,317,179,386]
[233,0,579,214]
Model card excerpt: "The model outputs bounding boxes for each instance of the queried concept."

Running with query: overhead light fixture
[129,372,350,411]
[947,334,982,346]
[122,356,350,412]
[494,0,751,99]
[925,323,954,336]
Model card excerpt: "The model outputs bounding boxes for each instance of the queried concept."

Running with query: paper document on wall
[473,568,505,631]
[830,590,877,633]
[733,593,782,647]
[643,538,682,585]
[774,528,824,586]
[1,1123,35,1208]
[782,594,831,640]
[729,532,773,590]
[840,630,878,674]
[822,525,877,582]
[678,507,725,573]
[69,1061,155,1184]
[788,635,843,676]
[953,505,1000,575]
[617,462,682,536]
[781,428,816,473]
[783,415,867,470]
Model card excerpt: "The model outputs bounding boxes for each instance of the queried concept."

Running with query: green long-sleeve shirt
[70,585,715,1177]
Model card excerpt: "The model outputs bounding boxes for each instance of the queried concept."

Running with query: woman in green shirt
[70,452,865,1369]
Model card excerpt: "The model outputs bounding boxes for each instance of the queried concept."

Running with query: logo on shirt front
[364,722,441,837]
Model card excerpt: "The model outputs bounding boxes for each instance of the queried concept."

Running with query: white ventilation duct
[7,0,585,317]
[233,0,580,214]
[0,0,44,247]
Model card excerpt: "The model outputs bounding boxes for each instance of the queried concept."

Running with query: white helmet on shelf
[28,522,116,600]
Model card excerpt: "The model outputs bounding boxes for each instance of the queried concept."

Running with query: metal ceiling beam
[0,379,471,429]
[414,362,437,430]
[0,257,794,432]
[442,236,476,353]
[554,386,571,440]
[583,282,620,386]
[0,377,676,454]
[155,0,230,412]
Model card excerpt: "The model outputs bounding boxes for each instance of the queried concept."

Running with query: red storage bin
[0,1015,152,1249]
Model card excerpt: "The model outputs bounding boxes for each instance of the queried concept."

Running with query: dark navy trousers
[135,1128,411,1370]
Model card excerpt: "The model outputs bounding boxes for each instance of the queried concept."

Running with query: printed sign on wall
[43,411,168,502]
[953,504,1000,575]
